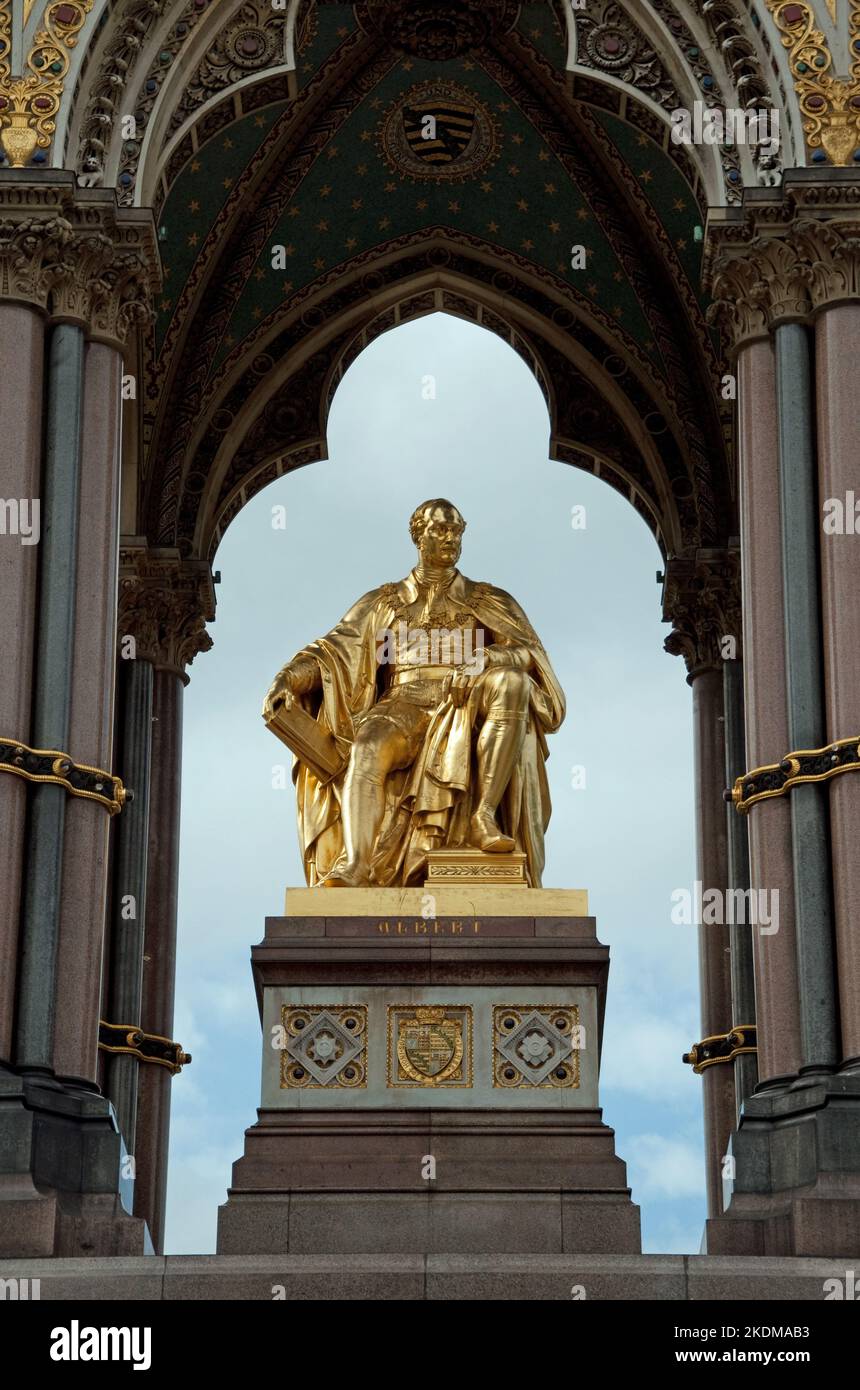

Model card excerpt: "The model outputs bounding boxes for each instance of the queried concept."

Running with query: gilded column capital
[0,175,159,346]
[117,545,217,685]
[663,548,742,681]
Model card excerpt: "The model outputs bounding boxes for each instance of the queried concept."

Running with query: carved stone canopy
[0,174,160,349]
[117,545,216,684]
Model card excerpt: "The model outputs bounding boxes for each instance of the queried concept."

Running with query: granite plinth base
[217,1108,640,1254]
[218,890,641,1257]
[708,1069,860,1256]
[0,1066,150,1257]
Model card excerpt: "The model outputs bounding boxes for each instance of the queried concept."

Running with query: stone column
[722,657,758,1113]
[0,176,160,1258]
[0,297,43,1063]
[812,256,860,1069]
[113,548,215,1253]
[664,552,740,1219]
[706,238,802,1086]
[52,340,124,1088]
[16,320,85,1072]
[774,321,838,1074]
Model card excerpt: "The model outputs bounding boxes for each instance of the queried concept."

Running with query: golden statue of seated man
[262,499,565,888]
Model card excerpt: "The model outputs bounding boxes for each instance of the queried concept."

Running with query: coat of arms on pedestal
[388,1005,472,1087]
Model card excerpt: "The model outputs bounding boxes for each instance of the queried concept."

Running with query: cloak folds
[289,568,565,887]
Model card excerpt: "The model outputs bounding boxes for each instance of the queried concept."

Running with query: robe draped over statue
[289,569,565,887]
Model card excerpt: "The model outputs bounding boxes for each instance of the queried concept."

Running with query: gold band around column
[0,735,127,815]
[683,1026,758,1075]
[98,1021,191,1075]
[728,735,860,814]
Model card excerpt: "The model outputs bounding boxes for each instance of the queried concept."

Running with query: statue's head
[409,499,466,568]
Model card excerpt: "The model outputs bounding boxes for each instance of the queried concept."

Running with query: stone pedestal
[217,888,640,1256]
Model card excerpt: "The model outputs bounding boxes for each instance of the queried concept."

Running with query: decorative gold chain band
[727,735,860,814]
[98,1022,191,1075]
[0,736,127,816]
[683,1026,757,1075]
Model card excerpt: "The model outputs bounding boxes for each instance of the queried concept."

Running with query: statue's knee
[490,666,530,706]
[350,723,391,775]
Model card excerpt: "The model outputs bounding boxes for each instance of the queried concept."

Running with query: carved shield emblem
[392,1006,467,1085]
[379,81,500,183]
[402,98,475,168]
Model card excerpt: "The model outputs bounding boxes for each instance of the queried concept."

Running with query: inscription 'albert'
[376,920,481,935]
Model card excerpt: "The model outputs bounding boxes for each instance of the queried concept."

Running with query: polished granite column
[0,304,43,1063]
[815,299,860,1070]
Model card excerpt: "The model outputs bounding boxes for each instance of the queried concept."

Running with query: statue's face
[417,505,464,567]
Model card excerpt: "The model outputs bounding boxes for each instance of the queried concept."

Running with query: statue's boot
[469,709,527,854]
[321,755,386,885]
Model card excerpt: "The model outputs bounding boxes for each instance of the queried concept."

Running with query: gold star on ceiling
[254,267,265,281]
[481,181,492,192]
[673,198,686,212]
[587,283,599,296]
[488,220,499,232]
[538,150,550,162]
[516,198,529,212]
[345,236,357,249]
[283,244,296,256]
[188,199,199,213]
[282,280,293,294]
[508,163,520,175]
[288,205,301,217]
[448,200,460,213]
[639,170,653,184]
[352,198,363,210]
[314,258,325,270]
[223,138,233,150]
[416,198,428,210]
[191,160,201,172]
[187,232,199,247]
[576,208,589,221]
[327,146,339,159]
[252,306,262,320]
[521,238,534,251]
[379,216,391,229]
[549,219,560,234]
[385,181,396,192]
[222,178,233,189]
[544,182,557,195]
[319,185,331,198]
[360,130,372,142]
[160,298,172,312]
[356,163,368,175]
[316,219,329,232]
[511,133,524,145]
[254,115,266,128]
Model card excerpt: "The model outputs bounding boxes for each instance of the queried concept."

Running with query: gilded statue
[262,499,565,887]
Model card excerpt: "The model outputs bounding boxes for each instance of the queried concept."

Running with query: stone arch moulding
[154,264,700,569]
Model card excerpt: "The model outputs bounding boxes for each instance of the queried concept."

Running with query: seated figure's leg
[329,715,414,886]
[471,667,531,853]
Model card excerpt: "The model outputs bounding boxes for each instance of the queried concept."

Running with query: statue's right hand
[262,670,295,722]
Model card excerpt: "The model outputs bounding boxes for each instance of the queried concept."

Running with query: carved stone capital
[663,548,742,680]
[0,175,159,348]
[117,545,216,684]
[705,176,860,350]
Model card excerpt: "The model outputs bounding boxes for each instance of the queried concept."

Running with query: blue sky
[166,312,703,1254]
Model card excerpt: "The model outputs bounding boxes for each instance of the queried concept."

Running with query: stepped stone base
[0,1254,847,1301]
